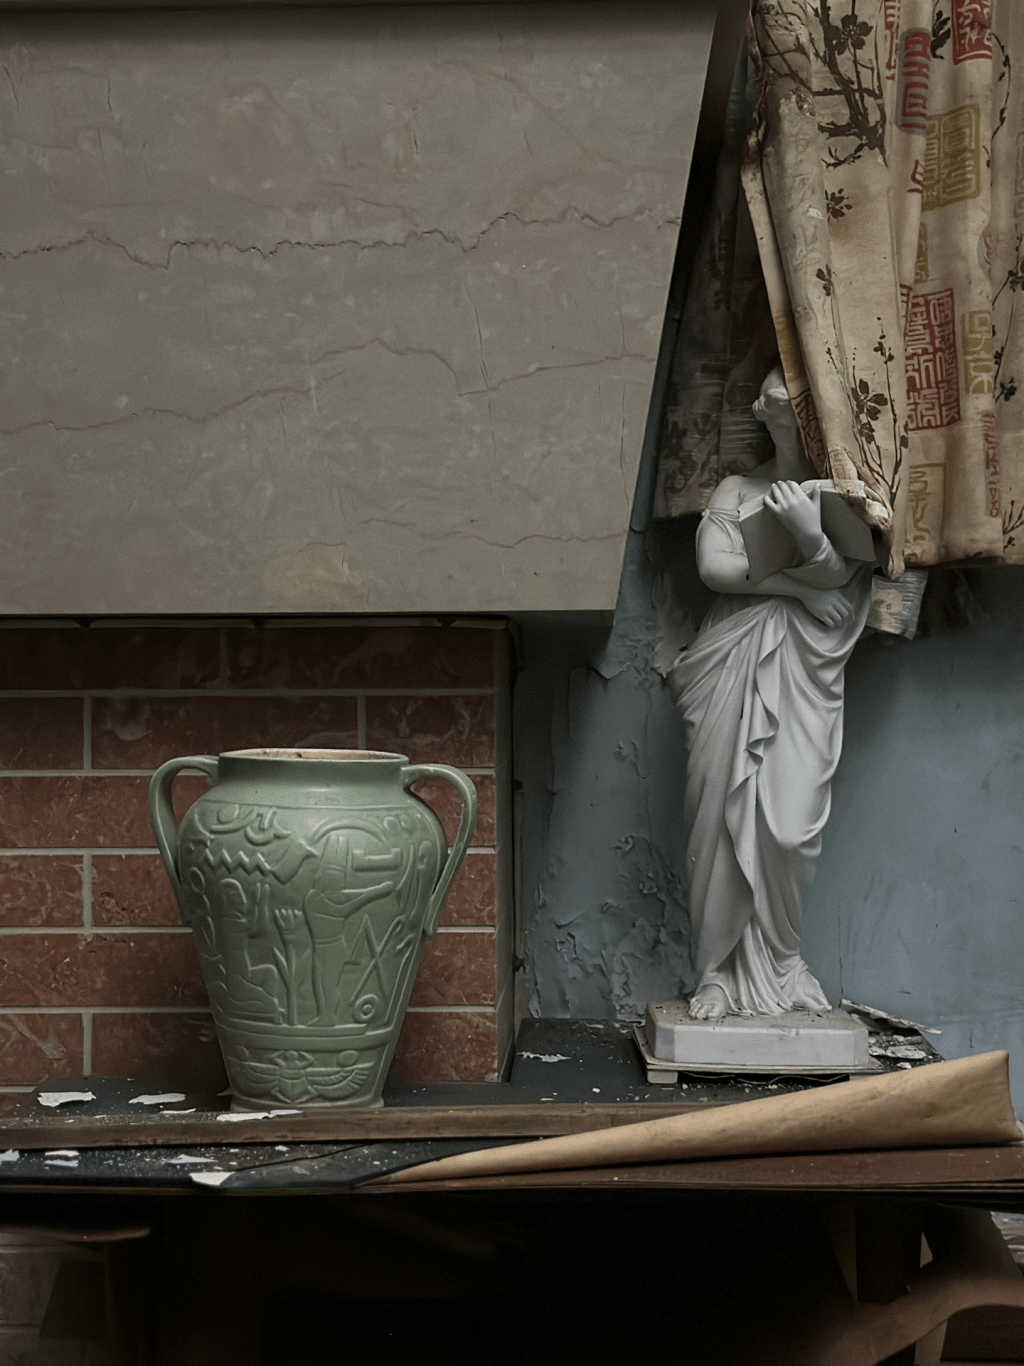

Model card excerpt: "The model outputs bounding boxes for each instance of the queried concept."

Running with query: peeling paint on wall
[514,428,709,1022]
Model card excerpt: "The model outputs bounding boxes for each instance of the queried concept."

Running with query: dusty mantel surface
[0,1,713,614]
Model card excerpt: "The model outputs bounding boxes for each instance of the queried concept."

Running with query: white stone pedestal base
[640,1002,878,1079]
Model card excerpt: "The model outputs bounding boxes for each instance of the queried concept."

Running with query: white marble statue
[668,367,872,1021]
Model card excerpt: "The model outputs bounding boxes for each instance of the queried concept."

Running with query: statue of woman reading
[668,367,872,1022]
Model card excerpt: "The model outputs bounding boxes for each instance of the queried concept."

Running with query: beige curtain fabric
[744,0,1024,572]
[654,60,779,518]
[657,2,1024,572]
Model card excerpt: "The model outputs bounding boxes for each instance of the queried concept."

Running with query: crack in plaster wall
[0,344,653,439]
[0,207,679,271]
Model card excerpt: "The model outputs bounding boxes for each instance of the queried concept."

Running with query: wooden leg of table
[855,1198,926,1366]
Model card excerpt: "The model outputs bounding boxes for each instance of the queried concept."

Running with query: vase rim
[221,747,408,763]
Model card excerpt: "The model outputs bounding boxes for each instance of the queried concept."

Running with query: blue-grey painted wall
[515,509,699,1021]
[516,533,1024,1107]
[803,572,1024,1103]
[514,572,692,1022]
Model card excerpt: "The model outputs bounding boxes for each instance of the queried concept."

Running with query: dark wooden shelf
[0,1099,706,1151]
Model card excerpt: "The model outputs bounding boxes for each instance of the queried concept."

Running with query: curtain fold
[657,0,1024,573]
[654,56,779,519]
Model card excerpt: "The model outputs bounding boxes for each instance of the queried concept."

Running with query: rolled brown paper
[382,1051,1020,1185]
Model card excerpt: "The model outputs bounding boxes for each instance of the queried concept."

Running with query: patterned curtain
[658,1,1024,574]
[654,57,779,518]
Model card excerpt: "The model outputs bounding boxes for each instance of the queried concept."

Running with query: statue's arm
[763,479,853,588]
[697,500,858,630]
[699,547,822,602]
[696,523,820,603]
[784,539,856,589]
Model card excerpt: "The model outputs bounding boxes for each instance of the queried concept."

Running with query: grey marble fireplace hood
[0,0,714,614]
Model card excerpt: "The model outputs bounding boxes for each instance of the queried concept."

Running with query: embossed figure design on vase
[150,748,476,1108]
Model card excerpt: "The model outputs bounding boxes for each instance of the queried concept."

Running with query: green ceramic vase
[149,748,477,1109]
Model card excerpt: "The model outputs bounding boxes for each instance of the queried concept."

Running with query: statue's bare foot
[688,984,728,1021]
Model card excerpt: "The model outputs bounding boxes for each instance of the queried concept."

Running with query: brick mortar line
[81,854,93,931]
[218,627,230,686]
[0,768,497,778]
[82,696,92,770]
[0,687,498,699]
[81,1010,92,1074]
[0,926,193,935]
[405,1005,495,1014]
[0,1004,494,1015]
[0,845,498,855]
[0,1006,213,1014]
[0,620,505,631]
[0,925,496,935]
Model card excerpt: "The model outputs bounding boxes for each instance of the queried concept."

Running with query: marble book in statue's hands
[739,479,875,583]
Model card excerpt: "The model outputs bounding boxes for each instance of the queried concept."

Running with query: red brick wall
[0,622,512,1094]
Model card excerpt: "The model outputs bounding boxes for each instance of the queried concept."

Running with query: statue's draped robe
[668,502,871,1015]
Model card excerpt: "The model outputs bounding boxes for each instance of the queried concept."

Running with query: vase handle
[402,764,478,935]
[149,755,220,905]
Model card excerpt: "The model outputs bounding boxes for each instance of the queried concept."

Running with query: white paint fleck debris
[163,1155,216,1165]
[216,1109,301,1122]
[44,1149,79,1158]
[38,1091,96,1108]
[0,1150,18,1162]
[190,1171,234,1188]
[518,1053,571,1064]
[159,1109,196,1115]
[44,1159,78,1168]
[129,1093,187,1106]
[842,999,940,1035]
[869,1044,928,1060]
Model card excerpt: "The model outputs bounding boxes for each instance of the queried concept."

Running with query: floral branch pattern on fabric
[755,1,889,169]
[657,1,1024,569]
[745,0,1024,567]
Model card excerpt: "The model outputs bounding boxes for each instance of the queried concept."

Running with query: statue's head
[752,364,792,426]
[752,363,814,478]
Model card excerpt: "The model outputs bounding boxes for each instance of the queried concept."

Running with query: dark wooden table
[0,1017,1019,1366]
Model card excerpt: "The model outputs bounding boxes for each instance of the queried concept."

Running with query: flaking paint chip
[215,1109,300,1122]
[191,1171,234,1188]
